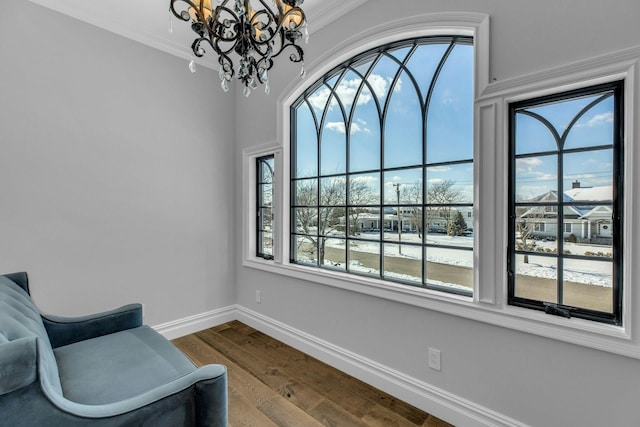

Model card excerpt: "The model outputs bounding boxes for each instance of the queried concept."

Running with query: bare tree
[515,205,548,264]
[402,181,423,238]
[427,180,463,235]
[347,178,377,237]
[293,175,378,265]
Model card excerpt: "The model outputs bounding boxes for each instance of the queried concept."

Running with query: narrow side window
[257,155,275,259]
[508,81,624,325]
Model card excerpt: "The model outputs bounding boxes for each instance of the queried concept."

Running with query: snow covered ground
[324,232,613,287]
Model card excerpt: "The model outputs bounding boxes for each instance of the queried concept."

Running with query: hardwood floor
[172,321,454,427]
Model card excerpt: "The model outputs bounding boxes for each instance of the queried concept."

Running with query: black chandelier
[169,0,308,96]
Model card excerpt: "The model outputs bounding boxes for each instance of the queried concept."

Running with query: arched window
[290,36,474,295]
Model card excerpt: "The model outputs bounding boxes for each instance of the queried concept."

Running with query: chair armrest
[0,337,38,395]
[42,304,143,348]
[45,364,228,424]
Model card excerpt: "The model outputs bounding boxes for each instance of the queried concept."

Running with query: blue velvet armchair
[0,272,228,426]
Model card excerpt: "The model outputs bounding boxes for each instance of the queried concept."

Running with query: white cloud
[576,111,613,128]
[307,73,400,114]
[326,118,371,135]
[307,87,330,112]
[440,89,458,107]
[350,123,363,134]
[367,74,394,99]
[326,122,346,134]
[516,157,543,173]
[351,175,378,183]
[427,166,451,173]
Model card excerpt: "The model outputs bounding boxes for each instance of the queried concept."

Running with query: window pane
[349,173,380,205]
[515,113,558,155]
[293,235,317,265]
[425,209,474,242]
[323,238,346,270]
[383,168,422,205]
[320,176,346,205]
[563,149,613,194]
[563,205,613,253]
[367,54,400,109]
[261,232,273,256]
[426,44,473,163]
[334,70,363,114]
[294,179,317,206]
[349,85,381,172]
[319,207,345,237]
[259,157,274,183]
[514,254,558,304]
[563,259,613,313]
[388,46,412,63]
[384,70,422,169]
[259,207,272,230]
[348,208,380,238]
[307,83,332,118]
[294,101,318,178]
[321,96,347,175]
[515,154,557,202]
[425,247,473,290]
[353,58,374,78]
[405,43,450,101]
[426,163,473,204]
[293,207,317,234]
[526,94,601,138]
[514,210,558,253]
[348,240,380,276]
[564,95,614,150]
[383,243,421,284]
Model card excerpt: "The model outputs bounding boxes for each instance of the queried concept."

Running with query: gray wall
[3,0,640,425]
[235,0,640,425]
[0,1,236,325]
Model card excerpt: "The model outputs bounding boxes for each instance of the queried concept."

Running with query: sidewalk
[323,246,613,313]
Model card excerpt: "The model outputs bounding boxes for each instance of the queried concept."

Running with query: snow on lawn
[326,232,613,288]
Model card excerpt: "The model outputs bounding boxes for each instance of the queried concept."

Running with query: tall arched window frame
[290,36,474,295]
[242,13,640,356]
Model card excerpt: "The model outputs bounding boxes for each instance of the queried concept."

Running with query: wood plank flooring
[172,321,453,427]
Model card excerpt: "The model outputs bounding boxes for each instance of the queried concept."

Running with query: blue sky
[294,41,474,204]
[515,94,614,200]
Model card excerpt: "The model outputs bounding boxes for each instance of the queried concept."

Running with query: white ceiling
[26,0,369,69]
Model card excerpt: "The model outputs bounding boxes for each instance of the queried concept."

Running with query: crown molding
[26,0,371,70]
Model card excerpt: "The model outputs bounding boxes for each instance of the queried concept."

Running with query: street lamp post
[393,183,402,254]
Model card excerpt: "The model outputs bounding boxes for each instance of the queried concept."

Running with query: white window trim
[242,143,283,265]
[241,12,640,359]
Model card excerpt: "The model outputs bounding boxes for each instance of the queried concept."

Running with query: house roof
[564,186,612,202]
[519,186,613,220]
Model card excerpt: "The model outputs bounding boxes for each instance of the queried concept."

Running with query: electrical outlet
[428,348,441,371]
[256,290,261,304]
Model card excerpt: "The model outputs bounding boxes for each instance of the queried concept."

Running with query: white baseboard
[155,304,526,427]
[152,305,238,340]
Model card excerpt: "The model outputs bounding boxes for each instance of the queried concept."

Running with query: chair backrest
[0,274,62,395]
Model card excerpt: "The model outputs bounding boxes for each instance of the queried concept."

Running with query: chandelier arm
[169,0,215,37]
[211,5,242,42]
[269,32,304,63]
[192,36,216,57]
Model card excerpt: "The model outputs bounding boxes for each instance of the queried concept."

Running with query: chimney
[572,180,581,189]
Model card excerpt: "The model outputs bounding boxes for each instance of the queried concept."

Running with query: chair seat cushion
[54,326,196,405]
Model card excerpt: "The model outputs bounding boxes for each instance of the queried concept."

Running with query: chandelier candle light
[169,0,308,96]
